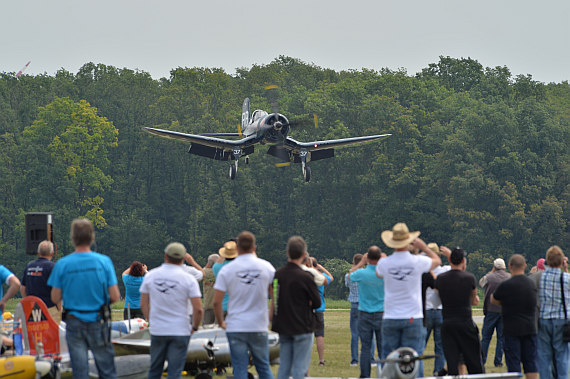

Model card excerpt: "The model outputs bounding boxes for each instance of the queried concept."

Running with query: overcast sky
[2,0,569,84]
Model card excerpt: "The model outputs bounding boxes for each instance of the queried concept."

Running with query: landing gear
[245,156,249,165]
[229,148,241,180]
[302,163,311,182]
[229,163,237,180]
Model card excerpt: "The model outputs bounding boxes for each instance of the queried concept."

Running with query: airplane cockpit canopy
[251,110,268,122]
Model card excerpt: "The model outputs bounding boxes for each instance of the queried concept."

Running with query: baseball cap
[164,242,187,259]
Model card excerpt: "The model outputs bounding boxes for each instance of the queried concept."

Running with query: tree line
[0,56,568,299]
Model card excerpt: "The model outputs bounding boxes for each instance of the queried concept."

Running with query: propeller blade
[313,113,318,128]
[265,85,280,116]
[275,162,291,167]
[237,123,243,138]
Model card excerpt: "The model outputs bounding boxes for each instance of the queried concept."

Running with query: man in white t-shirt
[140,242,204,379]
[376,222,440,359]
[213,231,276,379]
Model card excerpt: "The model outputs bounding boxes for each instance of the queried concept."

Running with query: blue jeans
[358,311,383,377]
[381,318,424,360]
[65,317,117,379]
[538,318,569,379]
[480,311,504,366]
[148,335,190,379]
[277,333,313,379]
[350,303,359,363]
[425,309,445,374]
[226,332,274,379]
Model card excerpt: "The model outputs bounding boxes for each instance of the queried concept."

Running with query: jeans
[358,311,383,378]
[277,333,313,379]
[148,335,190,379]
[538,318,569,379]
[226,332,274,379]
[350,303,359,363]
[381,318,424,360]
[425,309,445,374]
[480,311,504,366]
[65,317,116,379]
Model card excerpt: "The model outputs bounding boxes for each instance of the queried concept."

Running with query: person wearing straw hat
[375,222,440,360]
[212,240,238,320]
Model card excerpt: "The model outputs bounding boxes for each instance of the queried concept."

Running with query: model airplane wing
[285,133,391,151]
[144,127,255,149]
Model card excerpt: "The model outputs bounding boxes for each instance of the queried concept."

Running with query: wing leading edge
[144,127,255,150]
[285,134,391,152]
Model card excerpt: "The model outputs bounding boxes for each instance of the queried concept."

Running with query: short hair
[129,261,145,277]
[165,255,183,264]
[37,240,54,257]
[353,253,363,265]
[237,231,255,253]
[70,218,94,247]
[311,257,318,267]
[207,254,219,267]
[509,254,526,270]
[450,247,466,265]
[367,246,381,261]
[287,236,307,260]
[546,245,564,268]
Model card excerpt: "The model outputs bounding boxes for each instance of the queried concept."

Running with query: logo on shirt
[154,279,178,294]
[236,270,261,285]
[388,267,414,281]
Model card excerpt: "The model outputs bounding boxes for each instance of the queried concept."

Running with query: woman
[122,261,147,319]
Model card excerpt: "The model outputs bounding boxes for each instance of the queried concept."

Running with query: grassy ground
[6,299,501,377]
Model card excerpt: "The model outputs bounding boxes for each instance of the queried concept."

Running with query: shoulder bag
[560,272,570,342]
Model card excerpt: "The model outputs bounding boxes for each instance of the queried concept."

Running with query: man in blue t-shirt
[311,257,333,366]
[0,265,20,312]
[48,218,120,379]
[212,240,237,319]
[21,240,60,322]
[350,246,385,378]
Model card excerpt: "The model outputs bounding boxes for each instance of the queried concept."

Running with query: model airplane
[144,94,391,182]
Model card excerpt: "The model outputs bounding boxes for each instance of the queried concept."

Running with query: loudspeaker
[25,212,54,255]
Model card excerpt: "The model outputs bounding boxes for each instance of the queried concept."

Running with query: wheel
[303,165,311,182]
[229,164,237,180]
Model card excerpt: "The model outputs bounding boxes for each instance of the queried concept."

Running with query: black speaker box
[25,212,54,255]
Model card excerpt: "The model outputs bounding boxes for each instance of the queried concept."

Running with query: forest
[0,56,568,300]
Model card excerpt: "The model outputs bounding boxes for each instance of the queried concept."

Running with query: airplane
[144,94,391,182]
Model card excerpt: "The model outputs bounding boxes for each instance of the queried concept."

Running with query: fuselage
[243,111,290,145]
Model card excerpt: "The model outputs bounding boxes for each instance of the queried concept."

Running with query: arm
[349,253,367,274]
[269,283,274,322]
[471,288,480,306]
[490,294,501,306]
[213,290,226,329]
[185,254,204,276]
[140,293,149,320]
[108,284,120,304]
[0,276,20,312]
[51,287,62,307]
[121,267,131,276]
[440,246,451,260]
[190,297,203,333]
[20,285,27,298]
[317,264,334,283]
[412,238,441,270]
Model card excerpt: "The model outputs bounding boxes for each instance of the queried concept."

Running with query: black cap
[450,247,466,265]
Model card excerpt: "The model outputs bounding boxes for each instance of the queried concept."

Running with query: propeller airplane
[144,88,391,182]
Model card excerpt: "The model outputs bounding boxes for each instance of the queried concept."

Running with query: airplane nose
[273,121,283,130]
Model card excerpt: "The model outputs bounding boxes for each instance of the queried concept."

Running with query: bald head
[38,240,54,258]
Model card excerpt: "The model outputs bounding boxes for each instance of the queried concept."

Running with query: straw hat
[381,222,420,249]
[218,241,238,259]
[427,243,440,255]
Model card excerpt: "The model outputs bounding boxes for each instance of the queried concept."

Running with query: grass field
[5,299,504,377]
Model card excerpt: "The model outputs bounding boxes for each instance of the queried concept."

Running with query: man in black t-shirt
[492,254,538,379]
[435,247,484,375]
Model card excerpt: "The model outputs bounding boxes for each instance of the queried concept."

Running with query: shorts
[314,311,325,337]
[503,334,538,373]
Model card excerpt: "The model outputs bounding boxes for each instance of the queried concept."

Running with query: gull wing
[285,134,391,152]
[144,127,256,150]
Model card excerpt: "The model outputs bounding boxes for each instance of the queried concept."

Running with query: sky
[2,0,569,84]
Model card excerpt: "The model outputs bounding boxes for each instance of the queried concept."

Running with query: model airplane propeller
[144,87,391,182]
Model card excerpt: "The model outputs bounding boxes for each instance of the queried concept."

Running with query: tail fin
[241,98,250,129]
[14,296,61,356]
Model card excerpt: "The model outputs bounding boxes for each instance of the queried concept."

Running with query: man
[536,245,569,379]
[424,243,451,376]
[49,218,120,379]
[479,258,511,367]
[21,240,60,323]
[350,246,384,378]
[0,264,20,313]
[140,242,203,379]
[202,253,219,325]
[212,240,237,319]
[345,253,363,367]
[492,254,538,379]
[271,236,321,379]
[436,247,484,375]
[376,222,440,359]
[213,231,275,379]
[311,256,333,366]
